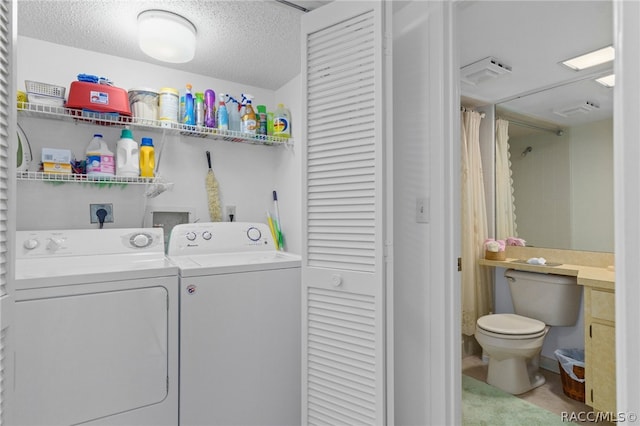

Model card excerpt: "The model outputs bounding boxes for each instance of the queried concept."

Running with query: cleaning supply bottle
[195,92,205,127]
[183,84,195,125]
[204,89,216,128]
[86,134,115,177]
[228,96,240,132]
[217,94,229,130]
[273,103,291,138]
[240,93,257,134]
[116,128,140,177]
[139,137,155,178]
[257,105,267,136]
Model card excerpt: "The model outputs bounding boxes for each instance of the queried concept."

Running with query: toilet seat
[477,313,547,339]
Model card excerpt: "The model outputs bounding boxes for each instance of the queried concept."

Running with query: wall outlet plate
[90,203,114,223]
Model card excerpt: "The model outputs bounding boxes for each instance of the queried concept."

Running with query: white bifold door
[301,2,390,424]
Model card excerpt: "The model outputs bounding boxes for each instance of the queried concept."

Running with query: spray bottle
[183,84,195,125]
[240,93,257,134]
[217,94,229,130]
[195,93,204,127]
[228,95,240,132]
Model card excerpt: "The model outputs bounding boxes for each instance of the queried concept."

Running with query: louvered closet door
[301,2,387,424]
[0,0,16,424]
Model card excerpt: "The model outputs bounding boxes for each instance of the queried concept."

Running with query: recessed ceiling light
[138,10,197,64]
[596,74,615,88]
[561,46,615,71]
[553,101,600,117]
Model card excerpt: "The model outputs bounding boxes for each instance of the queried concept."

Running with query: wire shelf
[17,103,292,146]
[17,171,157,185]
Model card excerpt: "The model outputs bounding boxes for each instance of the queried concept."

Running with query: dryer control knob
[47,238,63,251]
[131,233,152,248]
[247,227,262,241]
[202,231,212,240]
[186,232,197,241]
[23,239,39,250]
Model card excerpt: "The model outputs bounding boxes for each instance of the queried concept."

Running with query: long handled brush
[205,151,222,222]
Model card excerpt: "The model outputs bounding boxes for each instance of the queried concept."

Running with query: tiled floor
[462,355,613,426]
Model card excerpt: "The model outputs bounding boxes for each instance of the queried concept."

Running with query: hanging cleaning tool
[266,211,280,250]
[273,190,284,250]
[205,151,222,222]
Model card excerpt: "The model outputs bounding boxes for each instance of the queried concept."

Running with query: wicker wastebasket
[555,348,585,402]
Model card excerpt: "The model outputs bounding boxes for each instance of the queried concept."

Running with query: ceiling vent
[553,101,600,117]
[460,57,512,85]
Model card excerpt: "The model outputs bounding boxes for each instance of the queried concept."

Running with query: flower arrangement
[483,237,527,260]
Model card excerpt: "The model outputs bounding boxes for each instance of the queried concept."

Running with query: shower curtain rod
[502,118,564,136]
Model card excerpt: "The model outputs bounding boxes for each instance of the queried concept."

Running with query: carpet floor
[462,375,577,425]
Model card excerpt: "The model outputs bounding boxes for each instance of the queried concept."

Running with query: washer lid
[477,313,546,335]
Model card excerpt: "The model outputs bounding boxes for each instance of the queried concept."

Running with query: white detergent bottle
[116,128,140,177]
[86,134,115,177]
[273,103,291,138]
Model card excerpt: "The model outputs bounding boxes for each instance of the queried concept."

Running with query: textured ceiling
[17,0,331,90]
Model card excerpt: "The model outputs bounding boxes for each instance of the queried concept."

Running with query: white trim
[614,1,640,421]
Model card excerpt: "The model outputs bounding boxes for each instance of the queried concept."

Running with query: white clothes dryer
[167,222,301,426]
[14,228,178,426]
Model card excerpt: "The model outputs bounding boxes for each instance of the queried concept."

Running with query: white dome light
[138,10,197,64]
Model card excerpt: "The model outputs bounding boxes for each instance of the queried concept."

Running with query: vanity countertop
[479,257,615,291]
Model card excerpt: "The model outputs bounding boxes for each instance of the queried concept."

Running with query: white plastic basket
[25,80,66,99]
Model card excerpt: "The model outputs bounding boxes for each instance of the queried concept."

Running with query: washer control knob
[186,232,197,241]
[23,239,39,250]
[247,227,262,241]
[202,231,212,240]
[131,233,152,248]
[46,237,63,252]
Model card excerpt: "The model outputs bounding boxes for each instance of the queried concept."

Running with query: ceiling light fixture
[138,10,197,64]
[561,46,615,71]
[553,101,600,117]
[596,74,615,88]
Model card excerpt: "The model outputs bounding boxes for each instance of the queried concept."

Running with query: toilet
[475,269,583,395]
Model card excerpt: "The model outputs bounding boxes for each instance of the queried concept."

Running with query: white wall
[17,37,299,249]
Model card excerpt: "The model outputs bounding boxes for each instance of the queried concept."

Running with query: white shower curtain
[495,118,517,239]
[461,110,492,336]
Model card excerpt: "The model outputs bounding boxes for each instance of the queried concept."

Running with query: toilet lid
[477,313,546,335]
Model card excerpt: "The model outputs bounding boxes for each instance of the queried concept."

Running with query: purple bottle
[204,89,216,128]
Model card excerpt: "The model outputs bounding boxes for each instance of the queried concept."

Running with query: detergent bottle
[217,94,229,130]
[240,93,257,134]
[273,103,291,138]
[116,128,139,177]
[86,134,115,177]
[183,84,195,125]
[139,137,155,178]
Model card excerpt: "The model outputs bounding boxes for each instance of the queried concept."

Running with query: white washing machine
[14,228,179,426]
[167,222,301,426]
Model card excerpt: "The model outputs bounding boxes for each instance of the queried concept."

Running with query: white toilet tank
[505,269,582,326]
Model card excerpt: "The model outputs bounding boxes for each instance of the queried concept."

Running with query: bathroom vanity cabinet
[583,282,616,414]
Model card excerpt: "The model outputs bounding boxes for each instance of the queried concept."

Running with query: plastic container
[204,89,216,128]
[139,137,155,178]
[240,94,257,134]
[217,94,229,130]
[273,103,291,138]
[228,96,240,132]
[195,93,205,127]
[183,84,195,125]
[128,88,158,124]
[67,81,131,116]
[158,87,179,126]
[116,128,140,177]
[86,134,115,177]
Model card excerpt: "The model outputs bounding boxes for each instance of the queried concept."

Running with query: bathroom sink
[510,259,563,267]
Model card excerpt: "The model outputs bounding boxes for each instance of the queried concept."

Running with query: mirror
[496,79,614,252]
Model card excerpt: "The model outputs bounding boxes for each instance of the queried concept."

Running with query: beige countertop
[478,247,615,291]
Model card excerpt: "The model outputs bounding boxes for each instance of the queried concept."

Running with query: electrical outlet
[90,203,114,224]
[226,205,236,222]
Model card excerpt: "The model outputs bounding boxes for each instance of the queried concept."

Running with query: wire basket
[25,80,66,99]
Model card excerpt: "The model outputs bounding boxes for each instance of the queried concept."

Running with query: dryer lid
[477,313,546,335]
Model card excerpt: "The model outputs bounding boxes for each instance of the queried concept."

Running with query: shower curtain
[461,110,492,336]
[495,118,517,239]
